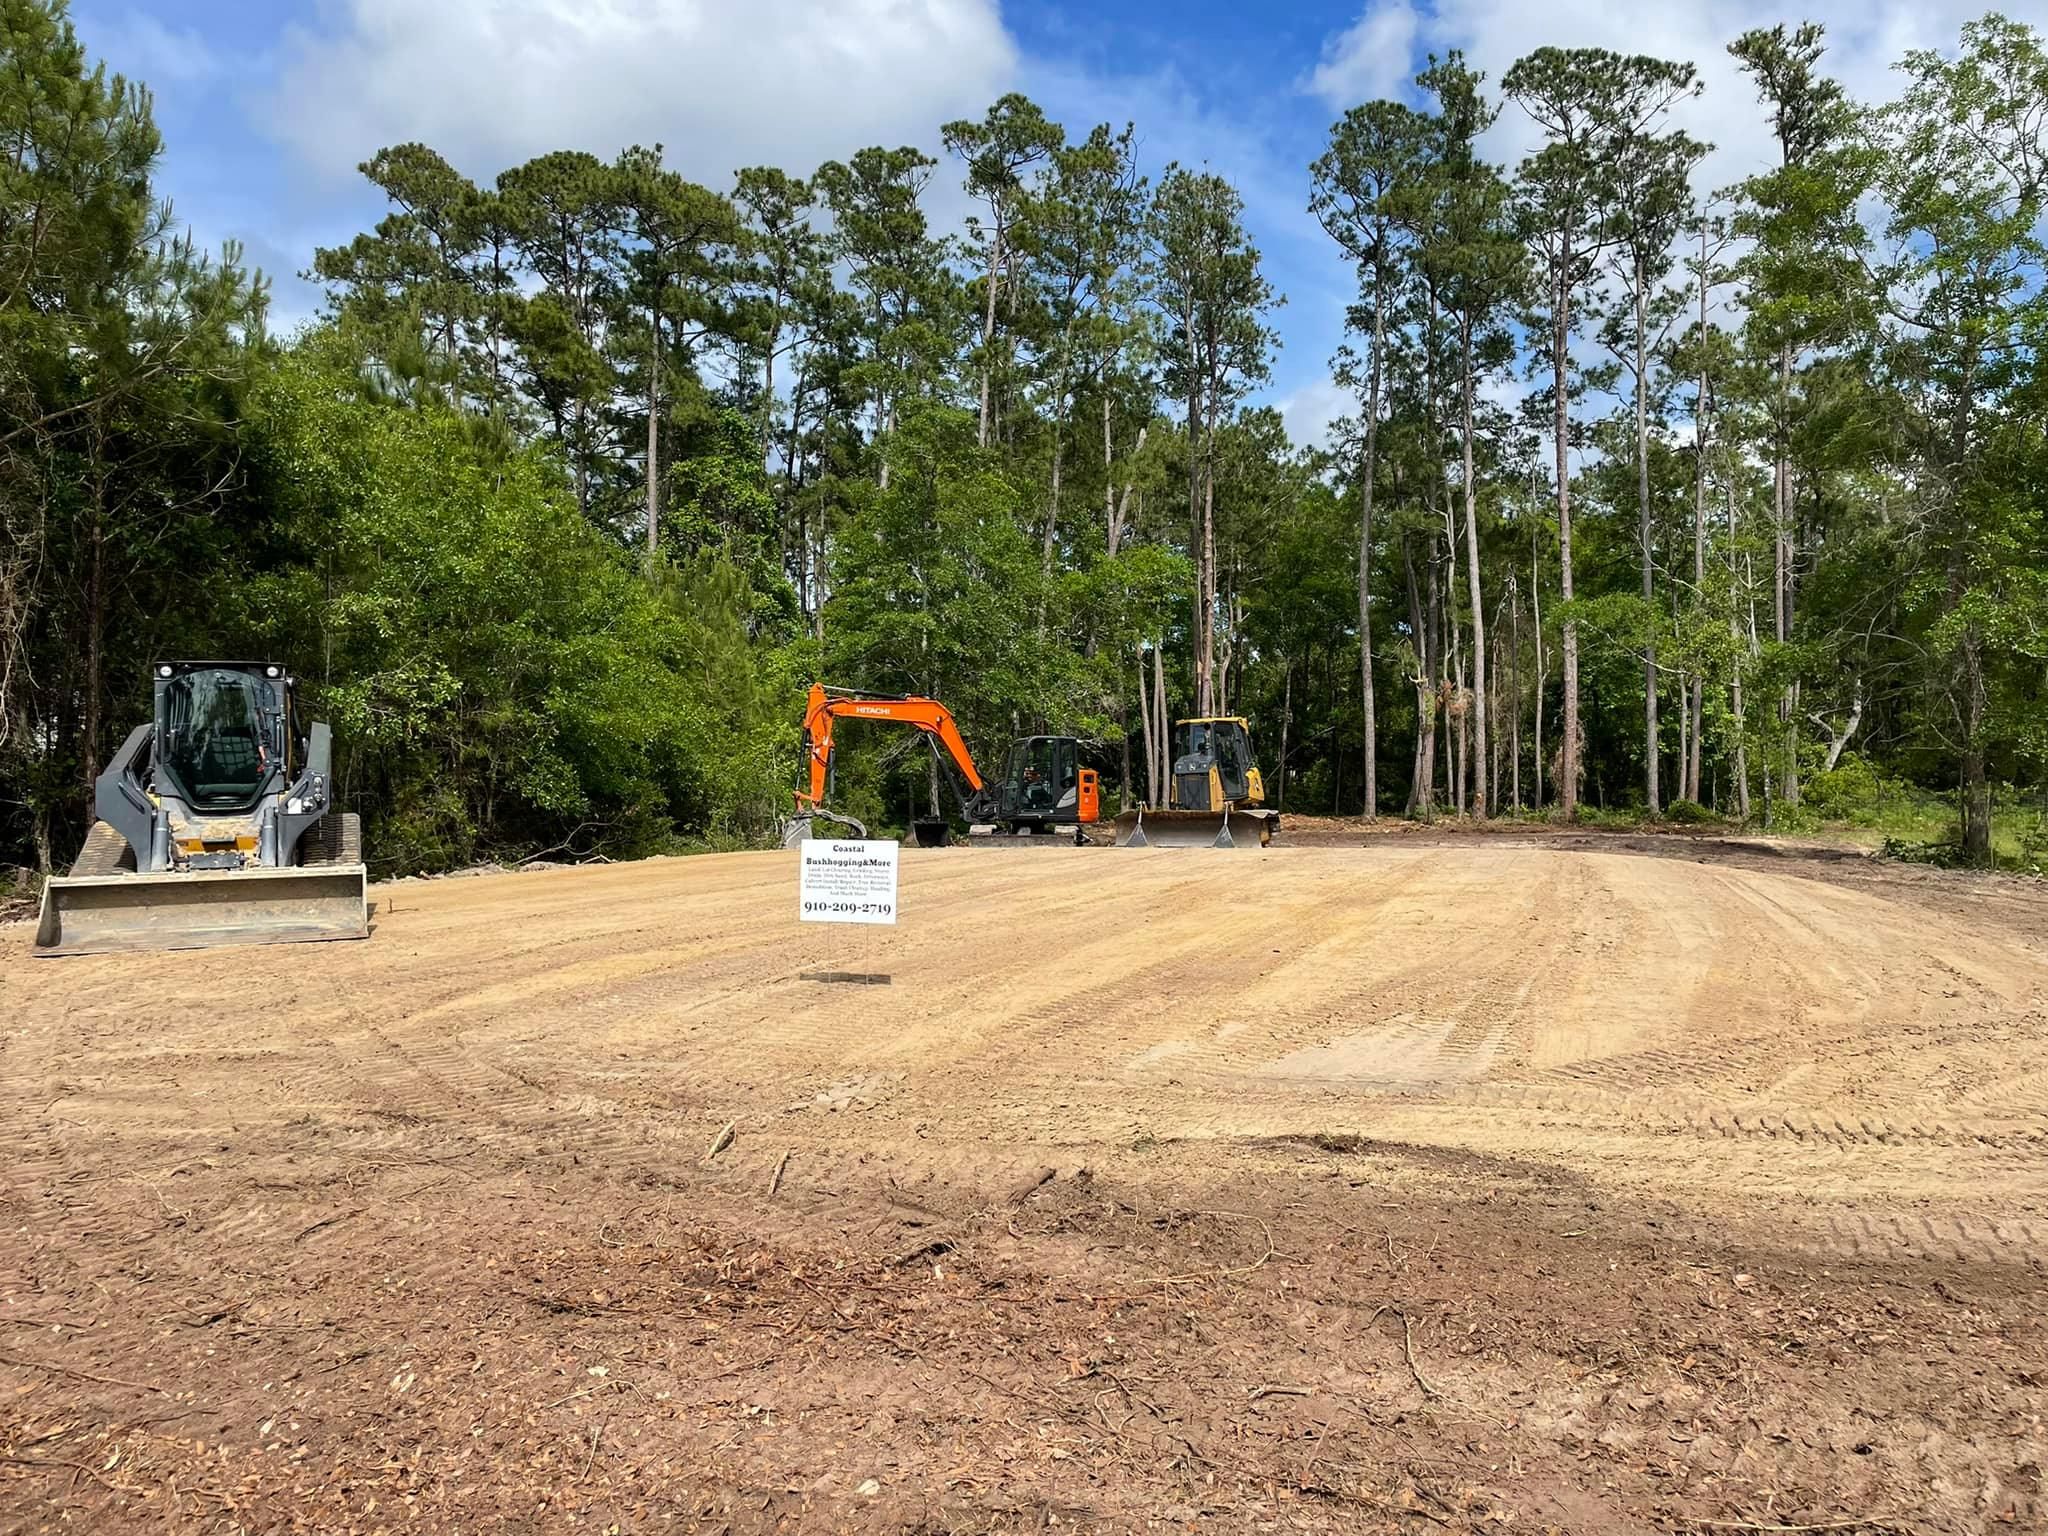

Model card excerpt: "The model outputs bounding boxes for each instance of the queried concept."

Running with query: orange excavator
[787,683,1100,847]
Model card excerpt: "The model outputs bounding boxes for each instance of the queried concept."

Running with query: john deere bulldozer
[33,662,369,956]
[1116,716,1279,848]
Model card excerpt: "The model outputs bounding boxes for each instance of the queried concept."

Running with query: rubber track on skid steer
[302,812,363,867]
[70,821,136,877]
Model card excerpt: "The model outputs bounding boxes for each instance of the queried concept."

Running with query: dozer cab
[33,662,369,956]
[1116,715,1279,848]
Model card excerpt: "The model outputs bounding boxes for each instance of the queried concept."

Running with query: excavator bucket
[33,865,369,957]
[1113,808,1276,849]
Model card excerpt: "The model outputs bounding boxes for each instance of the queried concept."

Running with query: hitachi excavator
[787,683,1100,847]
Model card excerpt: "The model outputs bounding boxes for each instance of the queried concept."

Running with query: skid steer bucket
[33,865,370,957]
[1114,808,1277,849]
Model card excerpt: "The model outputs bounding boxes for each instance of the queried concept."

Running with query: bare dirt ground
[2,835,2043,1533]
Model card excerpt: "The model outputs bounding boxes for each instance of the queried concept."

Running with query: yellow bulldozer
[1115,715,1278,848]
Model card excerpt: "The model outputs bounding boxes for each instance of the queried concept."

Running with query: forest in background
[5,0,2048,876]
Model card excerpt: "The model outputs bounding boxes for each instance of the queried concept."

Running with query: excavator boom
[798,684,985,809]
[788,685,990,845]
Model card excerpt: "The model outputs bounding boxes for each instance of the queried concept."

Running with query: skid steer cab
[33,662,369,956]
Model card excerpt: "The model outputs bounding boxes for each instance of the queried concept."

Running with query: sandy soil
[1,839,2042,1532]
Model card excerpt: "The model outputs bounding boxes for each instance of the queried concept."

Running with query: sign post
[797,838,898,984]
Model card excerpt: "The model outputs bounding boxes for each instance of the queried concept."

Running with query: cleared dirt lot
[2,837,2043,1532]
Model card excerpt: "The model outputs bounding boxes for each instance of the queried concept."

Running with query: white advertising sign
[798,839,900,925]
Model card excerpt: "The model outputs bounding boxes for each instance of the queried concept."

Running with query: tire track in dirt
[1133,848,1559,1091]
[8,844,2048,1270]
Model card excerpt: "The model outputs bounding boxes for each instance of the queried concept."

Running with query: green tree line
[4,0,2046,873]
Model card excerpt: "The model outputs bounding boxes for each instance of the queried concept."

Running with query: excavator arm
[797,683,986,816]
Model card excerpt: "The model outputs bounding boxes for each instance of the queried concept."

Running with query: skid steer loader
[33,662,369,956]
[1116,716,1279,848]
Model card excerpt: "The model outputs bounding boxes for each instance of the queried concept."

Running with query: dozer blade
[1113,809,1278,849]
[33,864,370,957]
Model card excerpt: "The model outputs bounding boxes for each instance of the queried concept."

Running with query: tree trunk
[1690,219,1710,806]
[574,405,590,520]
[1119,694,1133,812]
[1532,532,1545,811]
[1136,644,1157,807]
[1775,343,1799,806]
[1196,331,1224,716]
[1153,641,1169,804]
[1423,553,1442,819]
[1636,263,1657,815]
[1042,427,1063,585]
[1198,443,1218,715]
[83,490,105,799]
[1728,475,1750,820]
[1489,622,1501,811]
[1688,680,1704,804]
[1186,304,1208,714]
[1452,644,1468,817]
[1103,395,1117,549]
[1459,312,1488,818]
[1962,627,1991,864]
[1107,424,1145,560]
[978,212,1002,448]
[1403,537,1427,818]
[1215,582,1237,713]
[1554,266,1580,819]
[1359,265,1386,820]
[1510,575,1523,812]
[1676,666,1690,804]
[1277,659,1292,813]
[646,315,662,554]
[1817,682,1862,772]
[759,269,782,472]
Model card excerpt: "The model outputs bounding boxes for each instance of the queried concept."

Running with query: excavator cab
[993,736,1099,834]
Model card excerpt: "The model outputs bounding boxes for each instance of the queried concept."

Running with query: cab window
[161,671,269,809]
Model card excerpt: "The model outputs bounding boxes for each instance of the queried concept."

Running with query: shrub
[1804,755,1884,822]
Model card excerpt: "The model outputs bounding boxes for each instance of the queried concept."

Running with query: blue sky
[70,0,2034,447]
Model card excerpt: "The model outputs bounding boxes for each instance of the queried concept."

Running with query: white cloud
[1306,1,1421,111]
[89,10,219,85]
[1291,0,2019,455]
[264,0,1018,188]
[1277,374,1355,452]
[1414,0,2004,200]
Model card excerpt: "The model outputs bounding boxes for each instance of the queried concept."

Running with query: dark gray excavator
[33,662,369,956]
